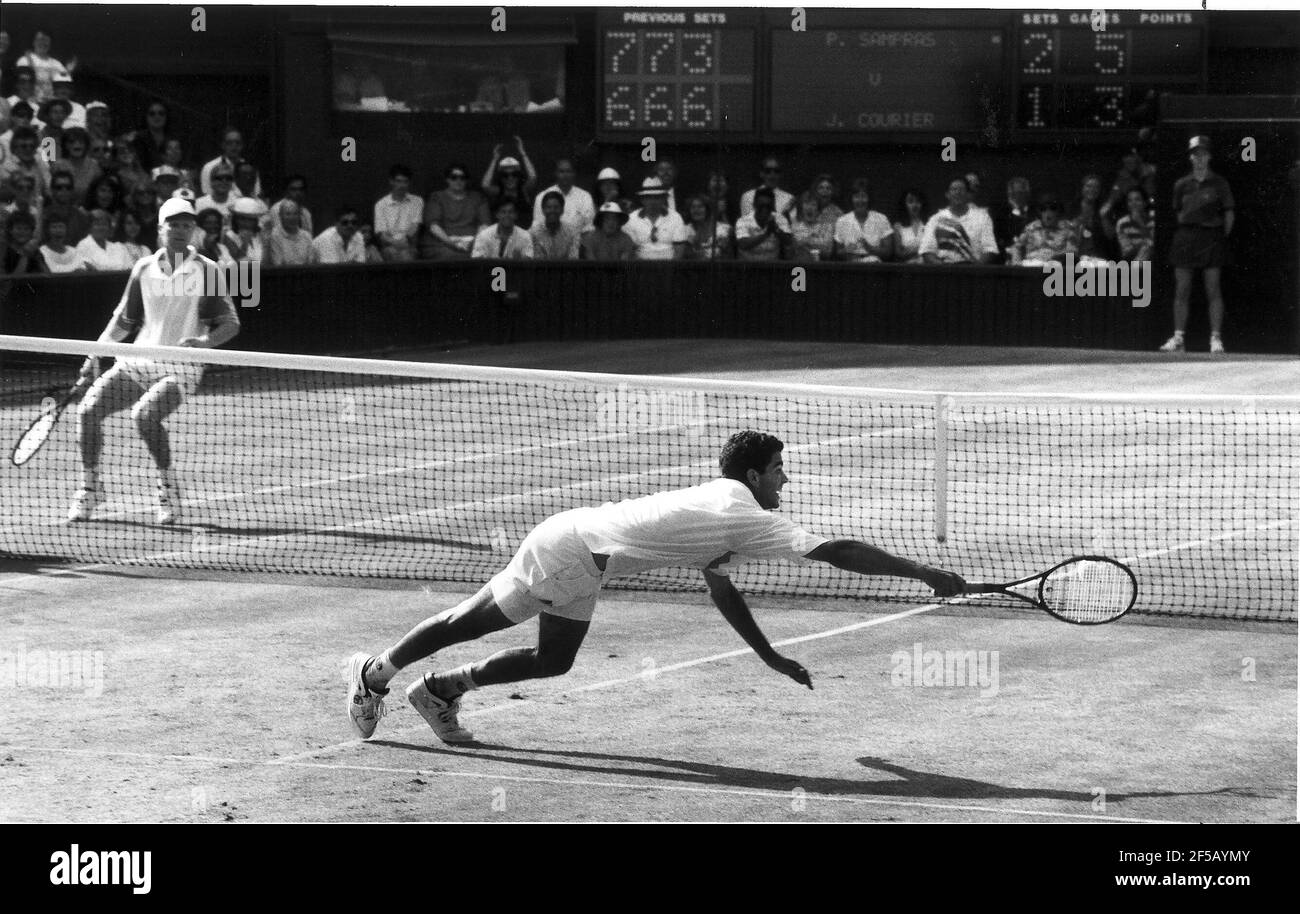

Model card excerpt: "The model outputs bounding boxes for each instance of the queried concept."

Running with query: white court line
[0,745,1189,824]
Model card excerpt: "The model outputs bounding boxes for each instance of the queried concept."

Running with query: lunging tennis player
[68,196,240,525]
[346,430,965,743]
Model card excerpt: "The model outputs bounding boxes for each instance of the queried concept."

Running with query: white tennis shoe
[407,677,475,743]
[156,482,179,525]
[1158,334,1185,353]
[67,487,102,522]
[344,652,388,739]
[1209,334,1226,354]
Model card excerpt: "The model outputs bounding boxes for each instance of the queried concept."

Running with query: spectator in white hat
[481,136,537,228]
[579,201,637,261]
[85,101,112,143]
[51,73,86,129]
[595,166,634,214]
[224,196,266,262]
[624,177,687,260]
[532,156,594,234]
[16,31,74,104]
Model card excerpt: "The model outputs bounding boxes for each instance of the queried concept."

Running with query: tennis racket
[10,372,93,467]
[962,555,1138,625]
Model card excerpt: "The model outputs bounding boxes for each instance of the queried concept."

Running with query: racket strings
[1042,560,1135,623]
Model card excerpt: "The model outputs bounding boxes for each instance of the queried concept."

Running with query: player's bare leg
[69,370,143,521]
[345,584,516,739]
[131,379,185,523]
[1203,267,1226,353]
[1161,267,1194,352]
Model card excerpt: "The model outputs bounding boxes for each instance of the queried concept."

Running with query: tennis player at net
[347,430,965,743]
[68,196,240,525]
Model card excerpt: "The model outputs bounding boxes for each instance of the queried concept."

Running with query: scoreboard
[600,10,757,134]
[1014,10,1206,131]
[597,9,1206,140]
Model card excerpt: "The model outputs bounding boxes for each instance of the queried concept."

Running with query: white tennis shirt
[111,246,238,348]
[567,478,829,579]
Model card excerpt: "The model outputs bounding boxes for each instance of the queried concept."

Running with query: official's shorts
[489,513,604,624]
[1169,226,1228,270]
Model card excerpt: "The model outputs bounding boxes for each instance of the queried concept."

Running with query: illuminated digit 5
[1092,31,1125,76]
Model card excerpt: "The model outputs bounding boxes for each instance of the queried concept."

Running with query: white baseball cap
[596,167,621,183]
[232,196,267,218]
[158,196,197,223]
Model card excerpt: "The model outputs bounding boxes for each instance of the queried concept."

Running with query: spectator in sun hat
[196,164,239,231]
[595,166,634,214]
[481,136,538,230]
[84,101,112,143]
[1160,134,1235,354]
[224,195,266,263]
[579,201,636,261]
[51,72,85,129]
[625,176,687,260]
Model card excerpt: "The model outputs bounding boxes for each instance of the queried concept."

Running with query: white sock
[364,650,401,691]
[82,466,99,490]
[1210,331,1222,339]
[1173,330,1185,340]
[158,467,177,489]
[430,664,477,698]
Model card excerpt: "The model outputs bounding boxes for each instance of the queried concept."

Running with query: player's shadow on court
[373,741,1264,805]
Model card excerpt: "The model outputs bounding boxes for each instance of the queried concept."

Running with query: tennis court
[0,339,1295,822]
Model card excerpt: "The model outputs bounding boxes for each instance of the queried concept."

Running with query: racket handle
[962,583,1006,594]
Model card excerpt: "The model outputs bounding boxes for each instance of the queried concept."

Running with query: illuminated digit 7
[645,30,677,75]
[607,31,639,75]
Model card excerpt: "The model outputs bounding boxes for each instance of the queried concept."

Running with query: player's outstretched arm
[702,568,812,689]
[806,540,965,597]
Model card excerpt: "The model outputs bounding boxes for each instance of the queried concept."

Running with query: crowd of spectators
[0,27,1158,277]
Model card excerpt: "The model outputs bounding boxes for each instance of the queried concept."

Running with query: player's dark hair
[445,163,470,180]
[752,187,776,208]
[5,211,37,233]
[283,173,308,190]
[719,431,784,484]
[10,125,39,144]
[389,163,412,181]
[335,204,359,221]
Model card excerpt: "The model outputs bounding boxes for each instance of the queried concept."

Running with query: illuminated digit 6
[643,84,675,128]
[682,85,712,128]
[606,84,637,129]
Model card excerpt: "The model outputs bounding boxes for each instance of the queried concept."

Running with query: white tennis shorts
[489,513,604,623]
[111,358,205,400]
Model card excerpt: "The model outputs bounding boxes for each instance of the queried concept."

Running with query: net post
[934,394,950,543]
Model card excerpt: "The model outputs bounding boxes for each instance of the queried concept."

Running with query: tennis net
[1,334,1296,621]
